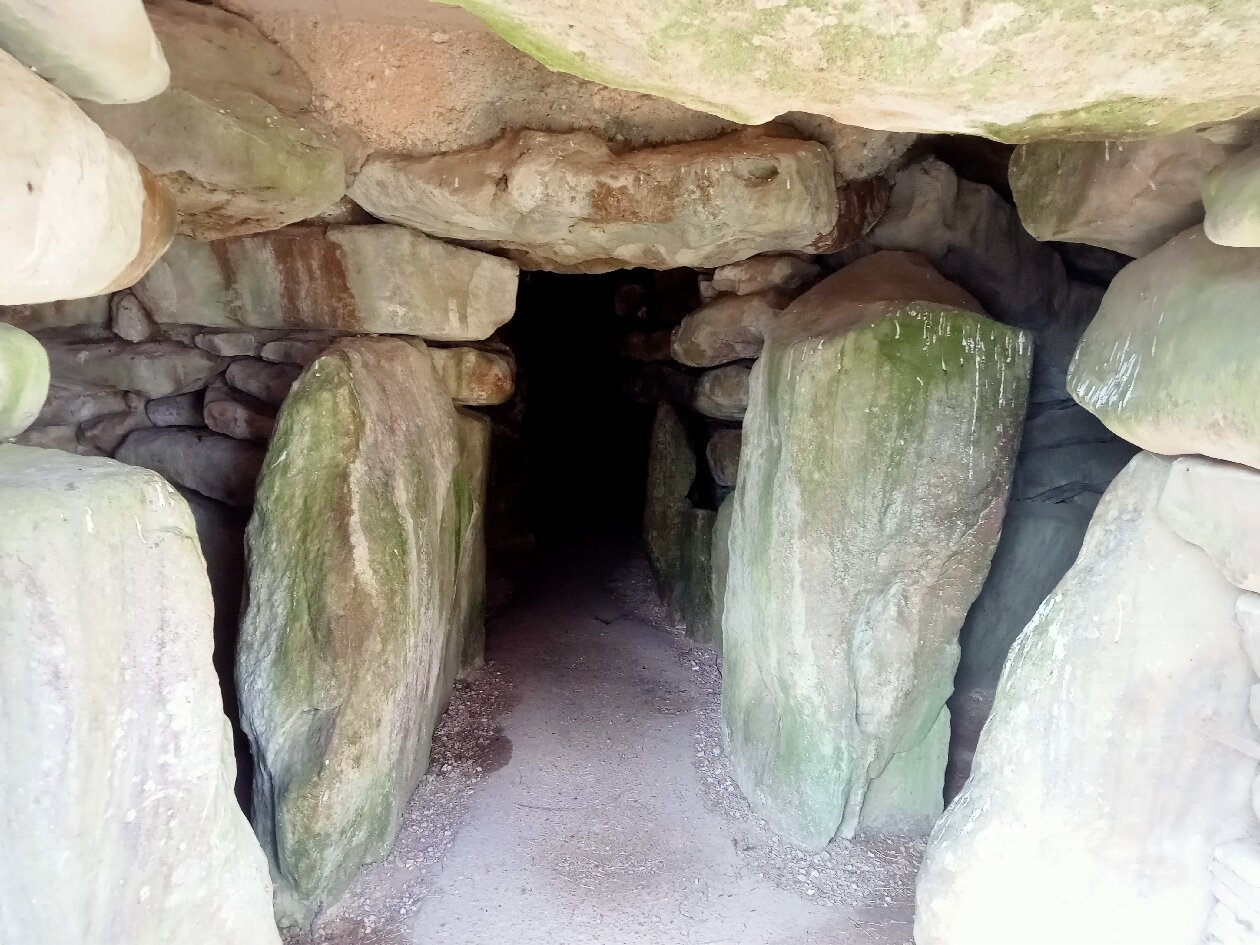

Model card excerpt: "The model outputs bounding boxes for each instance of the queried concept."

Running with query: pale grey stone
[116,428,264,507]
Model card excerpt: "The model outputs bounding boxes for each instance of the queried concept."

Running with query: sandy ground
[291,539,919,945]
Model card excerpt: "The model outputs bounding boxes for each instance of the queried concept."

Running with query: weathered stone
[454,409,491,674]
[428,346,515,406]
[671,291,791,368]
[135,229,518,340]
[110,291,155,343]
[691,364,751,421]
[36,381,132,427]
[644,404,695,612]
[10,423,101,456]
[45,341,220,399]
[677,508,718,645]
[1010,131,1234,257]
[196,331,260,358]
[147,390,205,427]
[722,257,1031,849]
[1069,226,1260,469]
[706,429,742,490]
[79,0,344,240]
[1159,456,1260,593]
[349,129,843,272]
[237,338,488,922]
[0,49,175,305]
[260,339,329,368]
[116,428,264,507]
[916,453,1258,945]
[79,406,151,454]
[0,0,168,104]
[226,360,301,407]
[204,382,276,443]
[0,296,111,334]
[1205,144,1260,248]
[711,255,821,296]
[710,494,734,645]
[0,445,278,945]
[442,0,1260,140]
[0,323,49,439]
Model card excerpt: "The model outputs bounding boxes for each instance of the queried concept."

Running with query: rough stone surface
[135,229,518,340]
[350,129,846,272]
[1205,144,1260,248]
[0,296,111,334]
[0,323,49,439]
[916,453,1259,945]
[671,291,791,368]
[116,428,264,507]
[1069,226,1260,469]
[691,364,751,421]
[110,291,155,343]
[204,382,276,443]
[10,423,99,456]
[710,494,734,644]
[260,339,328,367]
[197,331,261,358]
[78,406,151,454]
[441,0,1260,140]
[707,429,742,490]
[0,445,279,945]
[80,0,345,240]
[643,404,695,616]
[237,338,488,923]
[0,49,175,305]
[36,381,132,427]
[428,346,515,406]
[0,0,168,103]
[711,255,821,296]
[723,257,1031,850]
[1159,456,1260,593]
[44,341,220,399]
[1010,131,1233,257]
[226,360,301,406]
[147,390,205,427]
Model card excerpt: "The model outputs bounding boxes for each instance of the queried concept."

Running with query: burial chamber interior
[4,4,1260,941]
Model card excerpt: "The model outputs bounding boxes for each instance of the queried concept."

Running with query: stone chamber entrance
[5,3,1260,945]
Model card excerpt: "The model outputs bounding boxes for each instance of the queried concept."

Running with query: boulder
[706,429,742,489]
[237,338,488,922]
[44,341,219,399]
[226,360,300,407]
[1205,144,1260,247]
[0,445,278,945]
[644,404,695,611]
[711,255,821,296]
[1069,226,1260,469]
[722,256,1031,849]
[0,296,110,334]
[441,0,1260,140]
[196,331,260,358]
[0,0,168,103]
[146,390,205,427]
[349,129,847,272]
[0,49,175,305]
[204,382,276,443]
[116,428,264,507]
[915,453,1258,945]
[428,346,515,406]
[691,364,751,421]
[453,409,492,674]
[671,291,792,368]
[79,0,344,240]
[134,229,518,341]
[1010,131,1233,257]
[110,291,155,343]
[0,323,49,439]
[1160,456,1260,593]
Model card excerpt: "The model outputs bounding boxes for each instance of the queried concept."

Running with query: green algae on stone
[237,338,489,924]
[721,254,1031,850]
[0,323,49,439]
[1068,226,1260,470]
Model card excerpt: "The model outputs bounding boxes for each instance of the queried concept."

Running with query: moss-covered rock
[1068,226,1260,469]
[0,324,48,439]
[237,338,489,924]
[441,0,1260,140]
[722,253,1031,849]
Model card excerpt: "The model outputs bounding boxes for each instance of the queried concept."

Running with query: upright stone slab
[0,324,48,439]
[0,0,168,103]
[722,253,1031,849]
[1069,226,1260,469]
[350,129,843,272]
[0,446,278,945]
[238,338,488,923]
[916,454,1259,945]
[80,0,344,239]
[135,230,518,341]
[643,404,695,612]
[0,48,175,305]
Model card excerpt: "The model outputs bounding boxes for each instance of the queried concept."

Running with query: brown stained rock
[710,255,821,296]
[427,346,515,406]
[349,129,841,272]
[204,381,276,443]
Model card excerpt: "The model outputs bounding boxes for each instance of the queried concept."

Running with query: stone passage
[722,252,1031,849]
[237,338,489,924]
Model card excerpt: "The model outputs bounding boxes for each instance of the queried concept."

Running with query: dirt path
[299,540,919,945]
